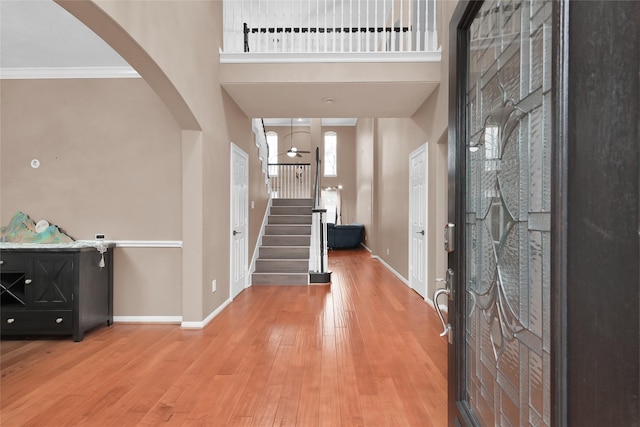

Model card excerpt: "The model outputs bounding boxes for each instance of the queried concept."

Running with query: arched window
[266,131,278,176]
[324,131,337,177]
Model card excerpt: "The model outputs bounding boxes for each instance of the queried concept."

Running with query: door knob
[233,230,242,236]
[25,279,32,285]
[416,230,425,235]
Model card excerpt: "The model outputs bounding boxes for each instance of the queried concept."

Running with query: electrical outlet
[211,279,217,293]
[386,248,390,255]
[95,234,105,240]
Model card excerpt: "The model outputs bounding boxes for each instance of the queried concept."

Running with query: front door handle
[416,230,425,235]
[233,230,241,236]
[433,269,454,343]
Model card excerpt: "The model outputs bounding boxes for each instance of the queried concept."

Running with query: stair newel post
[309,208,331,283]
[309,146,331,284]
[319,210,325,272]
[312,208,327,272]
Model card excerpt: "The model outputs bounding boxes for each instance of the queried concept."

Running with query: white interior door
[231,144,248,299]
[409,144,428,298]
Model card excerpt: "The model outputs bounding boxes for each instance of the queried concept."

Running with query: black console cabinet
[0,245,114,341]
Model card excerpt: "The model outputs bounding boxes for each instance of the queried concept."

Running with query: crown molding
[0,66,141,79]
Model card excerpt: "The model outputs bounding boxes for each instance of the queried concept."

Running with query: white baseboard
[113,316,182,324]
[249,197,272,278]
[372,254,448,313]
[181,298,232,329]
[113,298,233,329]
[360,242,372,252]
[371,255,409,286]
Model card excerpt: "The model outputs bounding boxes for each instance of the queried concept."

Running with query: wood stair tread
[253,198,314,286]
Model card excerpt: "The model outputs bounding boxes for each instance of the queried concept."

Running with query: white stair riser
[252,198,314,286]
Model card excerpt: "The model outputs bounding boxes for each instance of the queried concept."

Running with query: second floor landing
[220,0,442,118]
[219,52,441,118]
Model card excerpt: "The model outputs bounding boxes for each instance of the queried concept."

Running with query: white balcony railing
[223,0,438,54]
[268,163,312,199]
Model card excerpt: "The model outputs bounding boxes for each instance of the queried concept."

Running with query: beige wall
[355,116,447,300]
[0,78,184,316]
[414,0,455,299]
[374,117,429,277]
[81,1,263,321]
[353,0,455,300]
[264,123,357,222]
[0,79,182,240]
[2,0,453,320]
[355,118,375,247]
[114,248,182,316]
[223,91,269,261]
[3,1,269,322]
[321,125,357,224]
[264,125,313,164]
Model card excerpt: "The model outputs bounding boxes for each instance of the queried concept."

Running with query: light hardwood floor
[1,247,447,426]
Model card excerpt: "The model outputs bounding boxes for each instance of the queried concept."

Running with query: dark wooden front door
[447,0,639,426]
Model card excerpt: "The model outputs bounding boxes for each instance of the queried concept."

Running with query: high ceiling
[0,0,129,69]
[1,0,436,121]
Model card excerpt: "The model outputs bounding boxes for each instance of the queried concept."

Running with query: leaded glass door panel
[448,0,553,425]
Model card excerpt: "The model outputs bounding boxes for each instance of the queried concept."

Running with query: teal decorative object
[0,211,74,244]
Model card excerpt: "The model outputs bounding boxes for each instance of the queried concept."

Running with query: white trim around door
[408,143,429,299]
[230,143,249,300]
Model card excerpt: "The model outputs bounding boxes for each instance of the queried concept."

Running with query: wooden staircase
[252,198,313,285]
